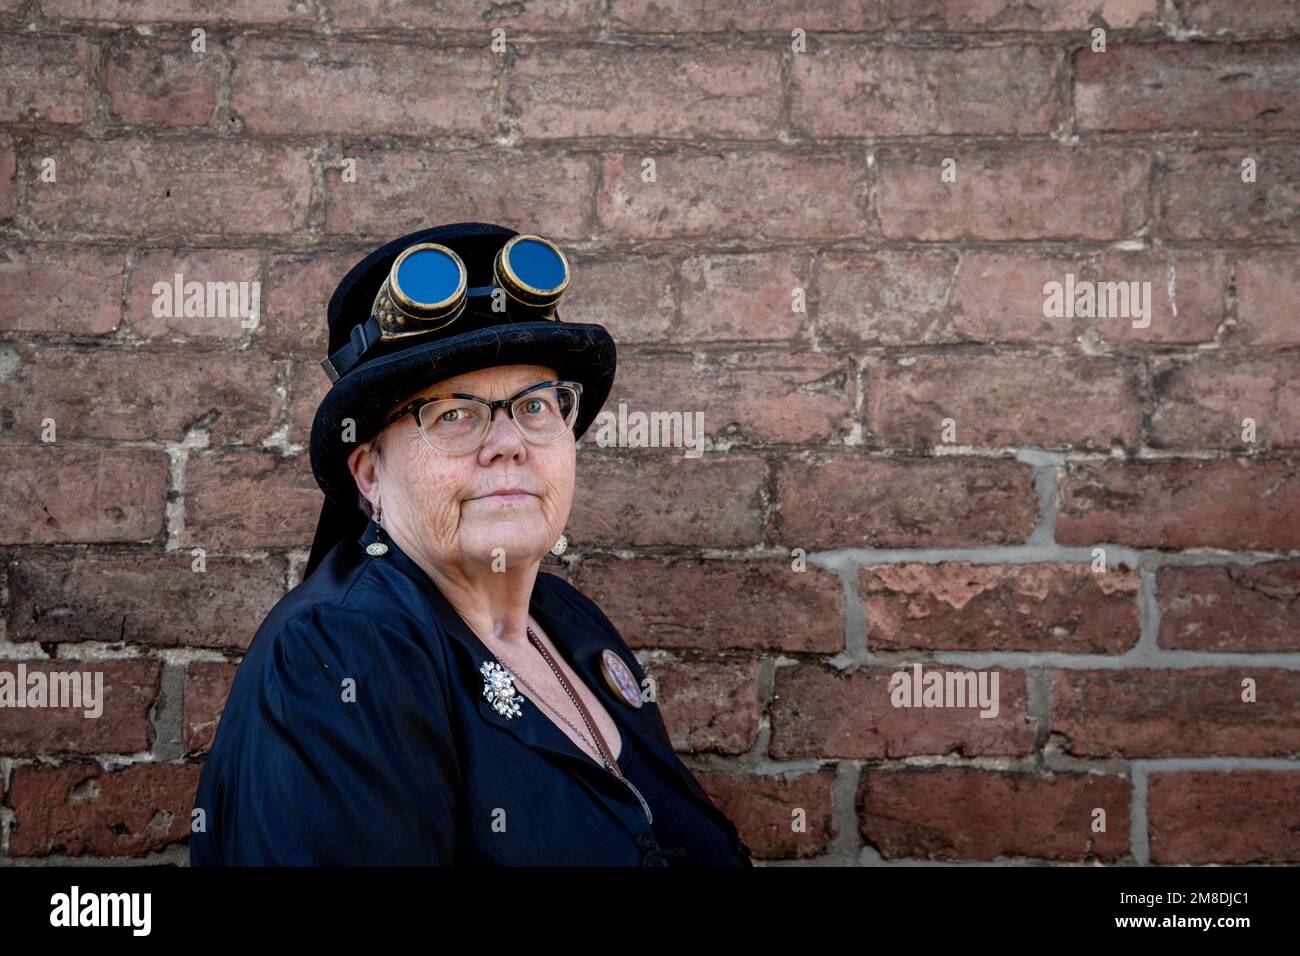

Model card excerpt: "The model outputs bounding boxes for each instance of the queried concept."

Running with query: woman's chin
[459,529,552,567]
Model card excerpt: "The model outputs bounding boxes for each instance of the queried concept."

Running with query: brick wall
[0,0,1297,864]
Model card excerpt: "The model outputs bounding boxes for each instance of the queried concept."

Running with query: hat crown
[326,221,531,362]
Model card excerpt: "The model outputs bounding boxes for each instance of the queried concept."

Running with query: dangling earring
[550,533,568,556]
[366,499,389,557]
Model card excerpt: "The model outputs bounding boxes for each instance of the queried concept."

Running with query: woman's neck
[385,517,542,649]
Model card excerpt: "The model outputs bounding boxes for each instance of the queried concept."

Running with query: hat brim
[309,320,617,507]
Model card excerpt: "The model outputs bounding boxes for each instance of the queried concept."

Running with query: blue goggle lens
[506,237,567,294]
[395,247,462,307]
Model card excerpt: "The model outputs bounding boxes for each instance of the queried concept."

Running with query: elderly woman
[190,222,752,867]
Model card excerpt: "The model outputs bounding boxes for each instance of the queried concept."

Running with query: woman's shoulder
[241,559,452,694]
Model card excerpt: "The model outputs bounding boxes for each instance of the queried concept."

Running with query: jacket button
[634,832,656,850]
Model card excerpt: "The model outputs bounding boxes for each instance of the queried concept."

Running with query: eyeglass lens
[416,385,579,452]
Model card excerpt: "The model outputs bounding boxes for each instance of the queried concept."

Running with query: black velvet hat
[304,222,617,579]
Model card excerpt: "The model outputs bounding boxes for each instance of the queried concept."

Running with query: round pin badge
[598,649,643,709]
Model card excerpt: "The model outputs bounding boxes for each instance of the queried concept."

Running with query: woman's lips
[470,490,538,504]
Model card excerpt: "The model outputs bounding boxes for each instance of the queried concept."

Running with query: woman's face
[350,363,575,575]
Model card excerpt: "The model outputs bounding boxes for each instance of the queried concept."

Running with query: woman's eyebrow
[414,381,551,402]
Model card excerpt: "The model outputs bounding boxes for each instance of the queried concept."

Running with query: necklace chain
[497,625,621,777]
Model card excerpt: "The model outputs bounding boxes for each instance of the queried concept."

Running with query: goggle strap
[320,287,558,385]
[320,312,382,384]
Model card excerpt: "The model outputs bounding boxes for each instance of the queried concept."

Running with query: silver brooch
[480,660,525,719]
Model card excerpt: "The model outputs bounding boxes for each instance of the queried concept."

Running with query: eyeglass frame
[381,379,585,453]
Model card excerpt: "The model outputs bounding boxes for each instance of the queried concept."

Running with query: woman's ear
[348,436,382,510]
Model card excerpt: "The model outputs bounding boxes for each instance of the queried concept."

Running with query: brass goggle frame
[320,234,571,383]
[374,234,570,340]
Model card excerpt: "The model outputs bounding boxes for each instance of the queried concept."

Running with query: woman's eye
[440,409,460,422]
[524,398,543,414]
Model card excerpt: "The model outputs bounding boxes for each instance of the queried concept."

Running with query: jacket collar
[356,519,683,786]
[355,518,750,855]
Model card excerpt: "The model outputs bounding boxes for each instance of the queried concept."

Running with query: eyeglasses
[321,234,572,384]
[384,380,583,455]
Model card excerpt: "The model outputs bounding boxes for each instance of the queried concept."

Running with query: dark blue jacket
[190,517,753,867]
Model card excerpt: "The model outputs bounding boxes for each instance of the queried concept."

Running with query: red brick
[889,0,1157,31]
[1158,563,1300,653]
[1085,247,1228,345]
[1050,668,1300,757]
[591,349,854,446]
[1179,0,1300,34]
[874,146,1150,240]
[867,353,1142,450]
[771,664,1034,759]
[259,248,364,356]
[1150,352,1300,450]
[777,455,1038,549]
[182,450,322,550]
[831,248,1224,349]
[859,562,1140,653]
[28,139,313,236]
[126,247,264,341]
[1057,457,1300,550]
[1164,146,1300,240]
[0,244,124,334]
[679,251,805,341]
[815,249,964,347]
[649,658,760,754]
[1077,43,1300,131]
[610,0,883,31]
[0,132,15,220]
[0,445,168,544]
[8,762,201,857]
[324,149,592,239]
[106,37,219,127]
[0,344,286,445]
[858,768,1131,861]
[6,551,286,650]
[697,768,837,860]
[1235,250,1300,344]
[561,253,676,343]
[566,452,766,547]
[1149,771,1300,864]
[513,47,780,140]
[597,150,867,239]
[185,661,238,753]
[952,250,1078,344]
[0,660,161,755]
[793,46,1059,136]
[231,38,497,139]
[41,0,313,22]
[0,34,90,124]
[572,556,844,652]
[330,0,600,31]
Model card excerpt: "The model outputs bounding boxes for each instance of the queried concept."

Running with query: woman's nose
[480,405,527,456]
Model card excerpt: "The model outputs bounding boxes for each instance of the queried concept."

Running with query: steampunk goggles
[320,234,571,384]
